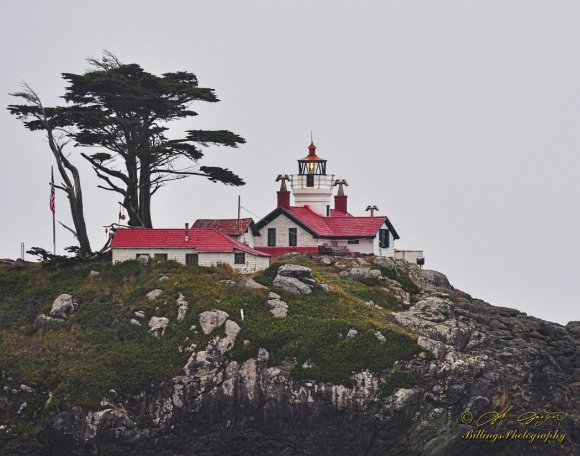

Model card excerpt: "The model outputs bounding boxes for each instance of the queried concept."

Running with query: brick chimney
[184,223,189,242]
[277,190,290,208]
[334,194,347,213]
[275,174,291,208]
[333,178,349,214]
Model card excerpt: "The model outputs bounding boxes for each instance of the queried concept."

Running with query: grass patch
[379,370,418,398]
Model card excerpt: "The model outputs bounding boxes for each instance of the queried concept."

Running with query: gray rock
[199,310,229,335]
[129,319,141,327]
[49,294,76,319]
[268,298,289,318]
[318,283,330,292]
[273,275,312,294]
[176,293,189,321]
[339,267,372,280]
[148,316,169,337]
[277,264,313,280]
[374,331,386,342]
[372,256,396,269]
[159,275,170,282]
[268,292,281,300]
[241,279,268,290]
[34,314,60,330]
[88,270,100,277]
[137,255,149,264]
[420,270,452,290]
[218,319,241,353]
[346,329,358,338]
[318,256,332,265]
[146,289,163,300]
[134,311,146,319]
[270,307,288,318]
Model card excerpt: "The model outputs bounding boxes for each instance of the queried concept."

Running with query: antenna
[310,130,313,144]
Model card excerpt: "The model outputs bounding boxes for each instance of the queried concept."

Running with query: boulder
[148,316,169,337]
[34,314,61,330]
[49,294,77,319]
[268,292,281,300]
[218,319,242,353]
[339,267,382,281]
[199,310,229,335]
[346,329,358,338]
[318,256,332,265]
[372,256,396,269]
[146,289,163,300]
[268,298,289,318]
[134,311,146,319]
[241,279,268,290]
[420,270,452,290]
[176,293,189,321]
[129,319,141,327]
[137,255,149,264]
[277,264,313,280]
[88,271,100,277]
[273,275,312,294]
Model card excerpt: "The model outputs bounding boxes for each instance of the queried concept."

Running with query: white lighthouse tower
[290,142,334,216]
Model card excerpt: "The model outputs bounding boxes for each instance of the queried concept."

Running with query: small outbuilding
[111,226,269,273]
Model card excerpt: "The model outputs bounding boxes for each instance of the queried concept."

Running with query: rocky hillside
[0,255,577,455]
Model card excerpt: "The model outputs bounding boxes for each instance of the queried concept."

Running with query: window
[379,229,390,248]
[306,174,314,187]
[154,253,168,261]
[348,240,359,245]
[185,253,198,265]
[234,252,246,264]
[326,205,330,217]
[136,253,150,260]
[289,228,297,246]
[268,228,276,246]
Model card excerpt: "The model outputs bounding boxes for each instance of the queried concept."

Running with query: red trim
[253,246,319,258]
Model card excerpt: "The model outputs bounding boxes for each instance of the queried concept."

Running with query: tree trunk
[124,154,142,227]
[47,132,92,255]
[139,156,153,228]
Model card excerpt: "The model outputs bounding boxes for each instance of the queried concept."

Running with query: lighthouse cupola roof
[298,141,327,175]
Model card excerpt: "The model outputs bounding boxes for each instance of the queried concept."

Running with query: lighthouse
[290,142,334,216]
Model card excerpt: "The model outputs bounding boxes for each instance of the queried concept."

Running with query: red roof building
[192,218,259,247]
[111,227,269,273]
[253,141,399,257]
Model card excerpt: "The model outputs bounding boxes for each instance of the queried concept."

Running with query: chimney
[334,194,347,213]
[184,223,189,242]
[275,174,291,208]
[277,190,290,208]
[333,178,349,214]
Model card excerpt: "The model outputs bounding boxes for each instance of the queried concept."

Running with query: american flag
[50,167,55,214]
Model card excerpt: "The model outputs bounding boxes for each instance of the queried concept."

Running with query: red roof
[111,228,269,256]
[257,205,399,239]
[330,209,352,217]
[192,218,253,235]
[284,206,387,237]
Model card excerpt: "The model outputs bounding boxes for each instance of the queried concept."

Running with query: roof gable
[256,206,399,239]
[192,218,259,236]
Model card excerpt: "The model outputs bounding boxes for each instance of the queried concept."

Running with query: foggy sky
[1,1,578,325]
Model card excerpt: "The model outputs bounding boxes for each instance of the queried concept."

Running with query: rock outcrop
[2,258,578,456]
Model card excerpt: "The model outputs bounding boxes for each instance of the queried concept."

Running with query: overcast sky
[1,1,579,325]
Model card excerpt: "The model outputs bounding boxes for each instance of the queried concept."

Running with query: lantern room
[298,142,327,186]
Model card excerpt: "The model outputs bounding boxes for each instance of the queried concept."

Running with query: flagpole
[51,166,56,255]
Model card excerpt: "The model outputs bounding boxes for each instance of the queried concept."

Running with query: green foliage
[372,264,420,296]
[0,257,427,429]
[379,371,418,398]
